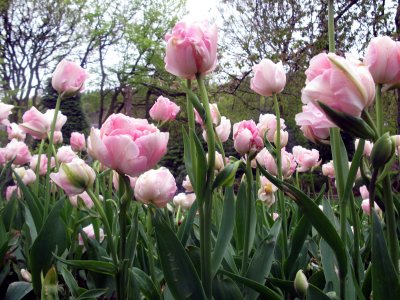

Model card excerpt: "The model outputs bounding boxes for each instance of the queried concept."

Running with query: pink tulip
[354,139,373,157]
[173,193,196,210]
[88,114,168,177]
[207,151,224,172]
[202,116,231,143]
[164,17,218,79]
[19,107,67,140]
[257,113,286,142]
[258,176,278,207]
[274,130,288,147]
[250,59,286,96]
[13,167,36,185]
[257,148,296,179]
[149,96,180,122]
[0,101,14,125]
[57,146,78,163]
[182,175,193,193]
[52,60,89,95]
[361,199,381,216]
[70,132,86,152]
[53,131,63,144]
[292,146,321,172]
[233,120,263,155]
[295,102,334,144]
[195,103,221,127]
[7,123,26,141]
[69,191,94,209]
[0,149,6,166]
[78,224,104,246]
[6,185,20,201]
[272,212,279,221]
[4,139,31,166]
[30,154,55,176]
[364,36,400,84]
[134,167,177,208]
[322,161,335,178]
[50,158,95,196]
[359,185,369,200]
[302,53,375,117]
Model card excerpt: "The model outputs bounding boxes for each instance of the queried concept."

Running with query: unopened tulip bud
[50,158,95,195]
[274,130,288,147]
[294,270,309,298]
[20,269,32,282]
[371,133,395,169]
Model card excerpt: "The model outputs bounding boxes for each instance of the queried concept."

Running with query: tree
[0,0,86,115]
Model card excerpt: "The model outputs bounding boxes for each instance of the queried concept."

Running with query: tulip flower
[364,36,400,84]
[257,148,296,179]
[52,59,89,95]
[0,101,14,125]
[88,114,169,177]
[4,139,31,166]
[182,175,193,193]
[257,113,286,142]
[50,158,95,196]
[322,161,335,178]
[69,191,94,209]
[30,154,55,176]
[233,120,263,155]
[13,167,36,186]
[355,139,373,157]
[6,185,21,201]
[292,146,321,172]
[173,193,196,210]
[134,167,177,208]
[57,146,78,163]
[250,59,286,96]
[149,96,180,122]
[258,176,278,207]
[302,53,375,117]
[7,123,26,141]
[78,224,104,246]
[70,132,86,152]
[165,17,218,79]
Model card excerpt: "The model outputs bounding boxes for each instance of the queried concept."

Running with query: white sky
[186,0,221,24]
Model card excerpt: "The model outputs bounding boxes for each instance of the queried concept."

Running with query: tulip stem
[273,93,288,260]
[44,93,62,217]
[196,75,215,298]
[241,155,254,275]
[33,139,45,196]
[375,84,383,135]
[87,189,119,266]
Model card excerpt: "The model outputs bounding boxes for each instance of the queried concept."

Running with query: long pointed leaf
[152,210,206,300]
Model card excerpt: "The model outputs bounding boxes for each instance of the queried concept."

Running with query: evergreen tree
[41,79,90,144]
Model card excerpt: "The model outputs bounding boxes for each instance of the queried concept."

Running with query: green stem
[196,75,215,299]
[146,209,160,291]
[273,94,288,260]
[241,155,254,275]
[175,205,181,225]
[383,172,399,274]
[375,84,383,135]
[328,0,335,53]
[87,189,118,266]
[33,139,45,196]
[44,94,62,216]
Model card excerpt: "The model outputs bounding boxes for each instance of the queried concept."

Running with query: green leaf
[257,163,348,280]
[41,266,59,300]
[192,130,207,195]
[317,101,376,140]
[30,199,67,294]
[219,269,281,300]
[126,206,139,267]
[212,187,235,278]
[371,212,400,299]
[307,284,331,300]
[177,200,198,246]
[152,210,206,300]
[284,215,311,278]
[60,266,80,298]
[54,256,116,275]
[245,220,281,300]
[130,267,161,300]
[213,161,243,189]
[5,282,33,300]
[235,181,255,254]
[76,289,108,300]
[212,276,243,300]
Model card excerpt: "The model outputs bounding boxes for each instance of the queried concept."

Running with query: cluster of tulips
[1,3,400,299]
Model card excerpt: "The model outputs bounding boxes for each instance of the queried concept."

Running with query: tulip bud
[371,133,395,169]
[294,270,309,298]
[50,158,96,195]
[274,130,288,148]
[20,269,32,282]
